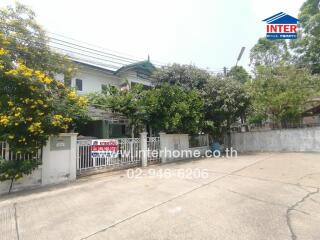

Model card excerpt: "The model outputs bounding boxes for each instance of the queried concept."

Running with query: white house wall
[118,70,153,87]
[54,64,154,94]
[72,65,124,94]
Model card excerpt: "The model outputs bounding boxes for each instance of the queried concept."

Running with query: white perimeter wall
[159,133,210,163]
[231,127,320,152]
[0,133,78,195]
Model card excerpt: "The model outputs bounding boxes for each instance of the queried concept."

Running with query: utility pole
[223,66,227,77]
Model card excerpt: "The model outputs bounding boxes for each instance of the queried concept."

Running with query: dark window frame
[76,79,83,91]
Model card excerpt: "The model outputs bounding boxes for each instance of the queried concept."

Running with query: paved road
[1,153,320,240]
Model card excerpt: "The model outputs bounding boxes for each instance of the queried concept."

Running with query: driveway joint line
[204,170,319,189]
[79,155,271,239]
[286,187,320,240]
[79,174,229,240]
[212,185,289,208]
[13,203,20,240]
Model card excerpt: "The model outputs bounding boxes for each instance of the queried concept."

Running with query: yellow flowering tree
[0,3,75,85]
[0,3,88,192]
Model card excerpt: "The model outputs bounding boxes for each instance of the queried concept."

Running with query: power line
[50,45,129,67]
[0,33,140,70]
[1,26,156,66]
[1,26,229,74]
[1,46,125,74]
[1,27,229,75]
[49,37,140,64]
[47,31,168,67]
[47,31,146,61]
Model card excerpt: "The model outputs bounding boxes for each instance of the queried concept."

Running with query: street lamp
[235,47,245,66]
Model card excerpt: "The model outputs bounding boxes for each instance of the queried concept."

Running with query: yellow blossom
[8,135,14,140]
[0,116,10,126]
[3,40,10,45]
[64,117,72,122]
[61,125,69,130]
[28,122,42,133]
[67,90,77,100]
[29,86,37,91]
[8,101,14,107]
[0,48,8,56]
[52,114,63,127]
[34,70,45,80]
[78,96,88,106]
[43,77,53,84]
[57,82,65,88]
[53,114,63,120]
[5,69,18,76]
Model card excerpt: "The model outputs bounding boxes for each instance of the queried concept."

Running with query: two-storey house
[69,59,156,139]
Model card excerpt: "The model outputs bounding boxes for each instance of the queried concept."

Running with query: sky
[0,0,306,72]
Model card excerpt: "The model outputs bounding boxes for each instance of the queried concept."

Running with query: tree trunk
[226,119,231,149]
[131,125,135,138]
[8,178,14,194]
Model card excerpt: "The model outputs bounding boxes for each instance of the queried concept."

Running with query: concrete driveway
[1,153,320,240]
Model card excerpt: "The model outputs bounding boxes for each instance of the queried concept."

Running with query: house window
[76,79,83,91]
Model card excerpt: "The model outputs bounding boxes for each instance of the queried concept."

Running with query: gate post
[42,133,78,185]
[140,132,148,167]
[5,142,10,160]
[159,132,167,163]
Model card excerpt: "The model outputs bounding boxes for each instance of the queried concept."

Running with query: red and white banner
[91,139,119,158]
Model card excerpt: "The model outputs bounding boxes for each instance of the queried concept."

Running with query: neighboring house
[247,97,320,132]
[68,59,156,139]
[302,97,320,126]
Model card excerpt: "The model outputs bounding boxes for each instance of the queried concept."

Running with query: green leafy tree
[90,84,204,136]
[0,3,88,193]
[291,0,320,73]
[152,63,211,91]
[145,84,204,134]
[247,65,320,128]
[228,66,250,84]
[250,38,291,69]
[203,77,251,144]
[89,84,148,138]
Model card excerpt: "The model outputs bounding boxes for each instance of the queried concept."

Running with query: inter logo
[263,12,299,40]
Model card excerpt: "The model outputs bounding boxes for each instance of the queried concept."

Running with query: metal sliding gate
[77,137,160,174]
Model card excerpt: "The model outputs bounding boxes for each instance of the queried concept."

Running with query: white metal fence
[147,137,160,164]
[77,138,140,173]
[77,137,161,174]
[0,141,41,161]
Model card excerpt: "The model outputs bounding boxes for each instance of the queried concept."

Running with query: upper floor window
[76,79,83,91]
